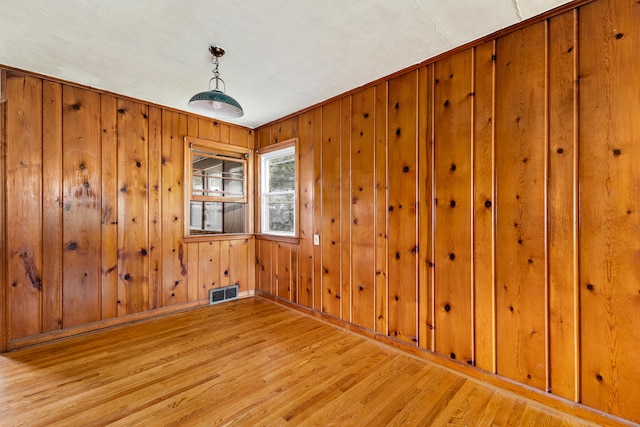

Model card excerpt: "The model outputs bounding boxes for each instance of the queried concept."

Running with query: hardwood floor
[0,297,598,426]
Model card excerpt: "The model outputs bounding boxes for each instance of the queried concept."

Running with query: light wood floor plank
[0,298,599,426]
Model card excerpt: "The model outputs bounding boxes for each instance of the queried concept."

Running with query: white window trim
[257,138,298,238]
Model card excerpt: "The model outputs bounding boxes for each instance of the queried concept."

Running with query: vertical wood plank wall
[2,72,255,349]
[2,0,639,423]
[254,0,640,422]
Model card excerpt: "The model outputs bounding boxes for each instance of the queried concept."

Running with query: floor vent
[209,284,239,305]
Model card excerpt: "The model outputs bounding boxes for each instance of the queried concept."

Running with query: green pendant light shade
[188,89,244,118]
[189,46,244,118]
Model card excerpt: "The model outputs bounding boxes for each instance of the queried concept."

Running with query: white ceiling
[0,0,571,129]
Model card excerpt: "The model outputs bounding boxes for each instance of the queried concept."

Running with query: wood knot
[449,253,455,260]
[450,200,456,208]
[123,273,131,281]
[450,352,456,359]
[450,164,456,172]
[613,149,622,156]
[596,374,603,382]
[117,108,125,114]
[72,103,81,110]
[141,249,147,256]
[615,33,624,39]
[396,128,401,136]
[557,148,564,154]
[586,283,594,291]
[364,113,369,118]
[136,161,142,168]
[444,304,451,312]
[484,200,492,208]
[403,165,409,173]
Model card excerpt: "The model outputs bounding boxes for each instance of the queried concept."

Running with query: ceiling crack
[511,0,524,20]
[414,0,452,45]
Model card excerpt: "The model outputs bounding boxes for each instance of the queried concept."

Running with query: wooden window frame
[255,138,299,240]
[184,136,253,241]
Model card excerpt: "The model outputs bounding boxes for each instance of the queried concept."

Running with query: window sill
[184,233,253,243]
[255,234,300,245]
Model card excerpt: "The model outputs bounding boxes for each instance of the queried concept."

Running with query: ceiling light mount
[188,45,244,119]
[209,46,225,57]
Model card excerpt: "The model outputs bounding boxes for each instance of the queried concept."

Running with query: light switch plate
[313,234,320,245]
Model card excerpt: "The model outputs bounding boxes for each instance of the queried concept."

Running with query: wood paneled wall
[1,71,255,350]
[255,0,640,422]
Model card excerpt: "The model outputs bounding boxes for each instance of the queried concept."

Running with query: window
[257,138,298,237]
[184,137,252,236]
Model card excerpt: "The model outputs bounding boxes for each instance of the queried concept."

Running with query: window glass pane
[223,161,245,198]
[190,201,222,234]
[223,203,246,233]
[265,193,294,233]
[189,201,246,235]
[204,202,223,232]
[192,154,244,198]
[190,202,202,230]
[268,155,294,192]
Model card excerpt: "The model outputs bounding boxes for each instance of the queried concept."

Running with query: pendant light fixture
[188,46,244,118]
